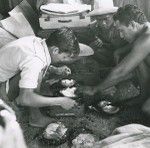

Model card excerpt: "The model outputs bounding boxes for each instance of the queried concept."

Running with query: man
[0,27,94,127]
[86,0,127,67]
[83,5,150,112]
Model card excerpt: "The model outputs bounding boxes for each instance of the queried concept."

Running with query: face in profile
[94,14,114,29]
[49,46,79,64]
[115,20,137,43]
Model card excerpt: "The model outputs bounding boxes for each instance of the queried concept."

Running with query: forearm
[96,38,150,94]
[116,43,133,56]
[96,72,121,92]
[96,68,133,92]
[98,44,144,91]
[17,89,65,107]
[48,65,58,74]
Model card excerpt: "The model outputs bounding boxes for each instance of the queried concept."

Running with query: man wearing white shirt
[0,27,94,127]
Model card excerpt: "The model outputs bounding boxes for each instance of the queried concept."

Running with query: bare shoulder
[133,30,150,52]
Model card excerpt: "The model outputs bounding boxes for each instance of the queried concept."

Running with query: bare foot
[29,108,55,128]
[29,114,55,128]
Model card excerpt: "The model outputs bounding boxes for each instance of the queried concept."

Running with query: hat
[87,0,118,17]
[78,43,94,57]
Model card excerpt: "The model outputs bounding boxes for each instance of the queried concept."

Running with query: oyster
[98,101,120,114]
[60,87,77,97]
[61,79,75,87]
[43,122,68,139]
[72,133,96,148]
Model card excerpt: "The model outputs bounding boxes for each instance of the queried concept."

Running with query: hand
[88,20,97,30]
[94,37,103,47]
[90,37,103,48]
[56,65,71,76]
[114,50,121,64]
[60,97,77,110]
[101,86,117,97]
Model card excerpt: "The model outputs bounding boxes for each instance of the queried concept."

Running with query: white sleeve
[19,57,44,89]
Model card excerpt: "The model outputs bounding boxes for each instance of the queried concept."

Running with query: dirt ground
[15,100,149,148]
[7,61,149,148]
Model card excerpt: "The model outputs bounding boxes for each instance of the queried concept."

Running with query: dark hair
[46,27,80,56]
[113,4,147,26]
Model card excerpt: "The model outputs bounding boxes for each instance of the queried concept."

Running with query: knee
[142,103,150,115]
[16,95,31,107]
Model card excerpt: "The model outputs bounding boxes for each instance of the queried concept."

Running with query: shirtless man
[82,4,150,113]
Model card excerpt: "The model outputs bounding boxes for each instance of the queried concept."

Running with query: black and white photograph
[0,0,150,147]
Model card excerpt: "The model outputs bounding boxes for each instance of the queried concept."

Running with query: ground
[15,99,149,148]
[6,60,149,148]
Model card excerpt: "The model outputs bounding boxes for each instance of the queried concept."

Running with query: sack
[0,27,16,48]
[1,13,35,38]
[9,0,39,33]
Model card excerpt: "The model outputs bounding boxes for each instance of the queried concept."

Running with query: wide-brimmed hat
[87,0,118,17]
[78,43,94,57]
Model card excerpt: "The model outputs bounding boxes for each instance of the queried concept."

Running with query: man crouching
[0,27,94,127]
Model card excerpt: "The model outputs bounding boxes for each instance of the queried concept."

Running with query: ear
[52,46,59,55]
[114,20,120,27]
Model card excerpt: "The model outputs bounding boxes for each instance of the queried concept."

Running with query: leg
[7,73,20,101]
[29,107,54,127]
[8,73,53,127]
[142,97,150,115]
[0,82,8,101]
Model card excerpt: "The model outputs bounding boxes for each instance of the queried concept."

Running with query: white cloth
[0,13,35,38]
[94,124,150,148]
[0,36,51,89]
[0,99,27,148]
[0,27,16,48]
